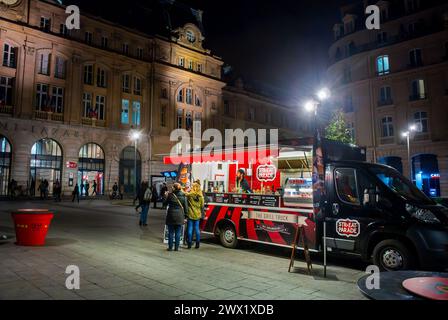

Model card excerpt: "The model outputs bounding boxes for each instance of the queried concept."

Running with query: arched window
[78,143,105,195]
[30,139,63,196]
[186,30,196,43]
[376,55,390,75]
[414,111,428,133]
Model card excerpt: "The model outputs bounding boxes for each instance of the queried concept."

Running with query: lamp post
[130,130,141,198]
[304,87,331,278]
[402,125,417,181]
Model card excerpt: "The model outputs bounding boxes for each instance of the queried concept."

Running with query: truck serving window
[335,168,360,205]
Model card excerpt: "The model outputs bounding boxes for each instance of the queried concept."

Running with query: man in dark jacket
[164,183,188,251]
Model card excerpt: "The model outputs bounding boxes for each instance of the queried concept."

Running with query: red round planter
[11,209,54,246]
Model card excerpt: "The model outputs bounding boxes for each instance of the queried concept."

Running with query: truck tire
[219,224,238,249]
[372,239,415,271]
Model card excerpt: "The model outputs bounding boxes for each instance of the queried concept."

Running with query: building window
[197,64,202,73]
[84,65,94,85]
[132,101,141,126]
[377,32,388,44]
[54,57,66,79]
[379,86,393,105]
[122,43,129,55]
[96,68,107,88]
[376,55,390,76]
[101,36,108,49]
[411,79,426,100]
[82,92,93,118]
[121,99,129,124]
[177,89,184,103]
[85,32,93,45]
[2,43,16,68]
[40,17,51,32]
[188,60,194,70]
[95,95,106,120]
[177,108,183,128]
[347,122,355,141]
[137,47,143,59]
[186,88,193,105]
[344,95,354,112]
[122,74,130,93]
[186,111,193,131]
[38,53,51,76]
[60,24,70,37]
[51,87,64,113]
[186,30,196,43]
[409,49,423,67]
[35,84,49,111]
[0,76,13,106]
[178,57,185,67]
[134,77,142,96]
[381,116,394,137]
[160,105,167,127]
[414,111,428,133]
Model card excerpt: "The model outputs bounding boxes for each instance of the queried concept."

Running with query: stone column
[17,43,37,119]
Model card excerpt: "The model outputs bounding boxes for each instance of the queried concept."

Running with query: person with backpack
[140,182,151,226]
[163,183,188,251]
[185,182,205,249]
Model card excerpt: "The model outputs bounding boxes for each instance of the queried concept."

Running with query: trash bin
[11,209,54,246]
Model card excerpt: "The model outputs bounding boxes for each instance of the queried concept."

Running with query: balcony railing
[81,117,106,127]
[409,93,428,101]
[378,99,394,107]
[34,110,64,122]
[0,105,13,115]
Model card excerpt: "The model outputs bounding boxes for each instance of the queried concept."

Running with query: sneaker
[167,248,173,251]
[187,244,192,249]
[195,243,200,249]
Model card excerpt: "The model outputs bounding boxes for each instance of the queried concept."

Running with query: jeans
[140,204,149,224]
[187,219,201,246]
[167,224,182,250]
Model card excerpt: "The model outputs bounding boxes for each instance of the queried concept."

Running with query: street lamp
[402,125,417,180]
[317,88,331,102]
[130,130,141,198]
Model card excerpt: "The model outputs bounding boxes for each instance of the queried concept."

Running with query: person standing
[134,182,145,213]
[54,179,61,202]
[186,182,205,249]
[112,182,118,199]
[119,184,125,200]
[43,179,49,199]
[72,183,80,203]
[38,179,44,199]
[84,181,90,197]
[161,183,168,209]
[164,183,188,251]
[151,184,159,209]
[92,180,97,196]
[140,182,151,226]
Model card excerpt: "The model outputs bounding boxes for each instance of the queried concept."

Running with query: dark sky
[72,0,357,102]
[182,0,356,102]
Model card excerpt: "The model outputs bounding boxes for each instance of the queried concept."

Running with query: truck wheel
[373,239,415,271]
[219,224,238,249]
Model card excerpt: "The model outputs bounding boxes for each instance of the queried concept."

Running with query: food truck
[163,137,448,272]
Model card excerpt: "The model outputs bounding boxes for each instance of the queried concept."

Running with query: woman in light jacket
[185,182,204,249]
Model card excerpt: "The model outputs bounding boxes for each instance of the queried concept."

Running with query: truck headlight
[406,204,441,224]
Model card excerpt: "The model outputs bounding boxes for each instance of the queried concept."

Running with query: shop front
[78,143,105,196]
[0,135,11,196]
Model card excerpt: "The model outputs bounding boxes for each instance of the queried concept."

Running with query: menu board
[205,193,280,208]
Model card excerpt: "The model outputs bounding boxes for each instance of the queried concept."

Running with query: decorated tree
[324,109,354,144]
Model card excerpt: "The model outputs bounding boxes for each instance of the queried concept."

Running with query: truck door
[325,167,382,254]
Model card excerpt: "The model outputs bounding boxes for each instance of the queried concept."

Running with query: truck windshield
[368,167,434,205]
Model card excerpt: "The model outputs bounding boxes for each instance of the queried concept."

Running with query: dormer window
[186,30,196,43]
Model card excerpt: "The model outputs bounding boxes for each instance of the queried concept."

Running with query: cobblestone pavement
[0,200,367,300]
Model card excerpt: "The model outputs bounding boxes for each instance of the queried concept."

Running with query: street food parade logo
[257,165,277,182]
[336,219,360,238]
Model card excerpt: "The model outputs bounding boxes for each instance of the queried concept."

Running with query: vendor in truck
[236,169,253,194]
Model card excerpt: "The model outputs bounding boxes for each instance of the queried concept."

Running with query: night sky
[72,0,357,102]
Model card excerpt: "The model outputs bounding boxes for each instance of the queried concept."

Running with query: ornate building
[327,0,448,197]
[0,0,303,196]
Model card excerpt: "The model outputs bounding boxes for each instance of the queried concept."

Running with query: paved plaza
[0,200,367,300]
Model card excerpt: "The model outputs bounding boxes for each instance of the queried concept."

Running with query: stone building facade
[327,0,448,197]
[0,0,303,196]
